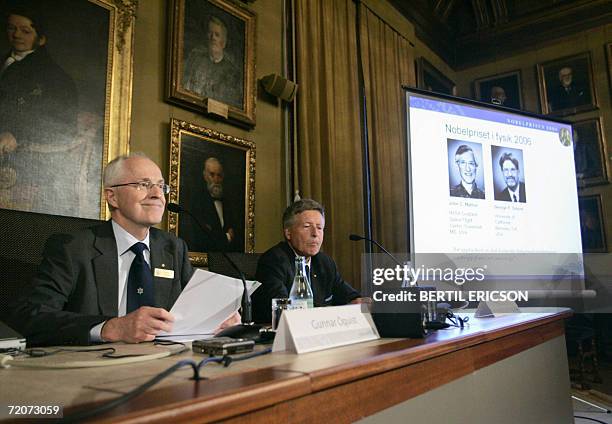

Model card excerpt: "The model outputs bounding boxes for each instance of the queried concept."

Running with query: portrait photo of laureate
[448,141,486,200]
[492,147,527,203]
[182,10,244,109]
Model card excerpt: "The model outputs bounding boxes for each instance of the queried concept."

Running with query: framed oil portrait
[0,0,134,220]
[166,0,256,127]
[473,70,523,110]
[168,118,255,266]
[578,195,607,253]
[572,117,608,187]
[537,52,597,116]
[416,57,456,96]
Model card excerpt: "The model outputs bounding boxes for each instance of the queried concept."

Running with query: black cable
[155,340,189,355]
[25,347,117,358]
[424,321,450,330]
[61,347,273,423]
[195,347,273,372]
[61,359,200,423]
[445,312,469,329]
[574,416,608,424]
[102,342,188,359]
[221,347,273,367]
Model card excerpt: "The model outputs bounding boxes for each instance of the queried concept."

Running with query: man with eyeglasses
[449,144,485,199]
[9,153,239,346]
[494,152,526,203]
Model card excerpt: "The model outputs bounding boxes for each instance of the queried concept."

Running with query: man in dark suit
[183,16,242,108]
[494,152,527,203]
[548,66,588,112]
[0,5,79,216]
[9,153,238,346]
[251,199,367,323]
[181,157,241,252]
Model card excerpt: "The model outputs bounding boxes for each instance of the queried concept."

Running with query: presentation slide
[406,91,582,259]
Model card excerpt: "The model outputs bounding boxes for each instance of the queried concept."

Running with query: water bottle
[289,256,314,309]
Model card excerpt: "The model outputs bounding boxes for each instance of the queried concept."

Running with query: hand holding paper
[157,269,260,341]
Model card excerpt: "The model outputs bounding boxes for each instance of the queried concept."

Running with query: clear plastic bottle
[289,256,314,309]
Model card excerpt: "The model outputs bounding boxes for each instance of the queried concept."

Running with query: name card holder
[272,304,379,354]
[475,300,520,318]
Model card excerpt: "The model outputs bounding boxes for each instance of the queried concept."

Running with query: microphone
[349,234,403,267]
[168,202,260,336]
[167,203,212,233]
[349,233,416,289]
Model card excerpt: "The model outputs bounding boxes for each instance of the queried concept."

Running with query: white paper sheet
[157,269,260,341]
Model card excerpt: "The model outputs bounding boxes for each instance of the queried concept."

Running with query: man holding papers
[252,199,367,323]
[9,153,238,346]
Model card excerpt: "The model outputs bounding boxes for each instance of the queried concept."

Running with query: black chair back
[207,252,261,281]
[0,208,102,320]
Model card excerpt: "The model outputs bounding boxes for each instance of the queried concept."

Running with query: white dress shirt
[90,220,150,342]
[1,49,34,73]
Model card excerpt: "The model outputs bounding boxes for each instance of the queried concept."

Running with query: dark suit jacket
[0,47,77,145]
[8,221,194,346]
[495,182,527,203]
[252,241,360,323]
[449,182,485,199]
[180,185,242,252]
[549,83,588,111]
[0,47,79,215]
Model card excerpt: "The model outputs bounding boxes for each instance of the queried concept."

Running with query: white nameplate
[272,304,379,354]
[154,268,174,279]
[475,300,520,318]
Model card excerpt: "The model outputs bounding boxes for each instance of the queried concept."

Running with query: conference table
[0,308,573,423]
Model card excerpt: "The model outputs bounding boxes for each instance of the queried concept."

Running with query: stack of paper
[157,269,260,342]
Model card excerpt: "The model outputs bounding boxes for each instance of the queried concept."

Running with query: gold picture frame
[572,117,609,188]
[537,52,598,116]
[416,57,456,96]
[579,194,608,253]
[168,118,255,266]
[0,0,134,220]
[473,70,523,110]
[166,0,257,128]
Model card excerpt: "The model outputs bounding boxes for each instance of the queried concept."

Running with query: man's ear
[283,227,291,241]
[105,188,118,209]
[37,35,47,47]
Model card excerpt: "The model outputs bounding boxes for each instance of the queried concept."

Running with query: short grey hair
[204,156,223,172]
[103,152,151,187]
[282,199,325,229]
[208,16,228,39]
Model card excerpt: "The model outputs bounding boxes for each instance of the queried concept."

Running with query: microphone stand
[349,234,403,268]
[349,234,429,337]
[350,233,417,288]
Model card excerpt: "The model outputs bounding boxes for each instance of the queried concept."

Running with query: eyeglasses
[456,160,477,168]
[110,181,170,194]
